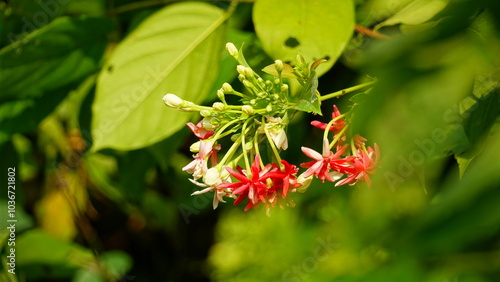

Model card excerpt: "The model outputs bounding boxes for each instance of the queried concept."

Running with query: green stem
[319,81,376,102]
[253,130,265,169]
[322,114,345,141]
[212,119,239,141]
[218,137,242,166]
[262,117,283,170]
[330,126,349,150]
[241,118,253,171]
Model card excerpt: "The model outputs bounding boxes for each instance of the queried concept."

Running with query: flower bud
[200,110,211,117]
[217,89,224,101]
[230,133,240,142]
[266,104,273,112]
[212,102,225,111]
[202,117,218,130]
[242,105,254,115]
[297,174,314,193]
[238,74,245,82]
[190,141,200,153]
[225,42,238,58]
[275,59,284,73]
[236,65,246,76]
[163,93,183,108]
[242,80,253,89]
[244,142,253,151]
[222,82,234,94]
[281,84,289,93]
[244,67,254,78]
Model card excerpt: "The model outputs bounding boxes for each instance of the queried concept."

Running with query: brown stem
[355,24,389,40]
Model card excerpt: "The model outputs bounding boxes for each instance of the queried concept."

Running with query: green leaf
[253,0,355,76]
[375,0,449,30]
[73,251,132,282]
[16,229,93,266]
[92,2,228,151]
[292,71,321,114]
[454,90,500,176]
[0,17,112,135]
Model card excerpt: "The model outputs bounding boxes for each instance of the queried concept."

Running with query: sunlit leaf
[92,2,227,151]
[253,0,355,76]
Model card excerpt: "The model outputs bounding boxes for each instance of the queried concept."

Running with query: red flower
[220,155,273,211]
[268,160,300,197]
[311,105,346,132]
[187,120,214,139]
[301,139,345,182]
[335,144,380,186]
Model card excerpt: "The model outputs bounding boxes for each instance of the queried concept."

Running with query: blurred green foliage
[1,0,499,281]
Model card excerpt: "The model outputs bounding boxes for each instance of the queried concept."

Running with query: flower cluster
[301,105,379,187]
[163,43,379,214]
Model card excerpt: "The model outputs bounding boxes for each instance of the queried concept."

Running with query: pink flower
[335,144,380,186]
[311,105,346,132]
[182,141,213,179]
[301,139,345,182]
[187,120,214,139]
[220,155,273,211]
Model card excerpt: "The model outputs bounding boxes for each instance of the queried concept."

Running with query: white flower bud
[222,82,234,94]
[212,102,225,111]
[225,42,238,58]
[163,93,183,108]
[266,105,273,112]
[242,105,254,115]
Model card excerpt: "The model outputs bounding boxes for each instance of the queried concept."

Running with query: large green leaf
[0,17,112,134]
[375,0,449,30]
[92,2,228,151]
[252,0,355,76]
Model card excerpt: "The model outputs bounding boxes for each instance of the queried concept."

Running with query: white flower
[189,167,233,209]
[260,116,288,150]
